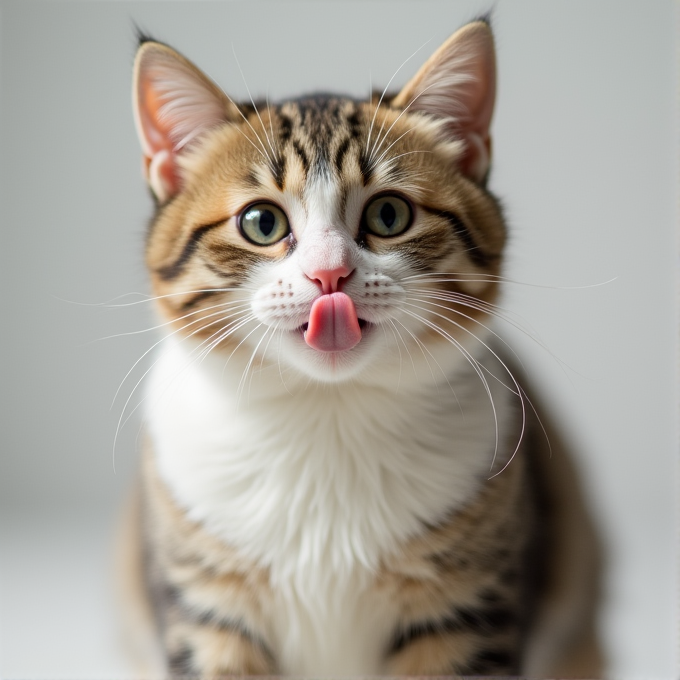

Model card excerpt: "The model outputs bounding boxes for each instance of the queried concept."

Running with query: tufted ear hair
[132,39,240,203]
[392,21,496,184]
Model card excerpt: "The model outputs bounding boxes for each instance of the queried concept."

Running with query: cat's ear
[133,40,238,203]
[392,21,496,183]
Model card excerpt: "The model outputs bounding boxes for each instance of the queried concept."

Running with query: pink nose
[307,265,353,295]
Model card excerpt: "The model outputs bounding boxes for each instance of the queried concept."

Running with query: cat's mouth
[300,319,368,332]
[299,293,368,353]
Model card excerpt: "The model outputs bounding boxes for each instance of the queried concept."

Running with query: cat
[119,19,604,677]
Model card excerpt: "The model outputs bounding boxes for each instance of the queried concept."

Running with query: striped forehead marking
[265,96,373,191]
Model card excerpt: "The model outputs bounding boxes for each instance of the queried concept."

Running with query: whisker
[232,45,278,165]
[365,39,431,160]
[110,303,251,409]
[383,149,432,164]
[237,324,272,407]
[404,295,524,370]
[388,318,415,379]
[195,314,258,367]
[258,320,280,375]
[410,287,519,317]
[371,126,419,172]
[392,317,438,387]
[218,321,265,391]
[399,307,500,466]
[92,299,251,344]
[369,76,445,167]
[275,328,294,396]
[143,312,258,425]
[56,287,243,308]
[392,316,462,412]
[401,302,528,473]
[219,74,277,170]
[265,93,279,157]
[113,310,254,463]
[114,311,260,472]
[403,272,618,289]
[190,311,256,359]
[383,320,403,391]
[408,287,579,377]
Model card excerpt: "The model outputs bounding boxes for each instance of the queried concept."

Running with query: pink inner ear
[392,22,496,183]
[132,44,229,202]
[137,81,180,198]
[134,67,180,200]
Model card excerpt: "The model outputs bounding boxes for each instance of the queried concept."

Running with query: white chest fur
[146,336,514,674]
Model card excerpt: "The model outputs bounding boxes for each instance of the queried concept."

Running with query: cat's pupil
[380,202,396,229]
[259,210,275,237]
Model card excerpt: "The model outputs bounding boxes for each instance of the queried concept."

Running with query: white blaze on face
[293,172,364,352]
[295,171,358,277]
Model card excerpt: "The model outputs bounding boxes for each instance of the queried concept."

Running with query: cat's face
[134,22,505,384]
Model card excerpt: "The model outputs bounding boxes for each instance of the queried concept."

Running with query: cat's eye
[362,195,412,237]
[239,203,290,246]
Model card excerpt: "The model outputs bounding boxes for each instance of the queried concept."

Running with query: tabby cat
[120,20,603,676]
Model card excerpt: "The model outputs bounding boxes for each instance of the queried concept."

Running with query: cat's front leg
[141,448,278,676]
[379,451,531,676]
[164,615,276,677]
[383,602,521,675]
[147,563,279,677]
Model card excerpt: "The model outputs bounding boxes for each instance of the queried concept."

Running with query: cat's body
[121,21,603,676]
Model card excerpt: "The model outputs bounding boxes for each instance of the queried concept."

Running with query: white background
[0,1,677,678]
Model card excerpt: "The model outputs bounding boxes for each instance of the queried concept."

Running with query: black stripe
[179,290,222,311]
[205,262,237,280]
[358,150,373,186]
[478,588,504,605]
[335,136,351,173]
[168,645,196,676]
[347,109,362,139]
[205,242,265,279]
[500,566,520,585]
[387,604,517,655]
[422,206,494,268]
[389,619,451,654]
[278,113,292,142]
[340,185,350,224]
[454,604,517,633]
[181,605,275,665]
[455,647,518,675]
[403,232,456,264]
[156,219,226,280]
[292,139,310,176]
[244,170,261,188]
[326,99,341,124]
[272,153,286,190]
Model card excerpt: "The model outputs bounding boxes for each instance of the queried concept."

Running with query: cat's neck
[147,330,495,407]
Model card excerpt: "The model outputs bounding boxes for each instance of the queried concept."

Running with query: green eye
[363,195,412,237]
[239,203,289,245]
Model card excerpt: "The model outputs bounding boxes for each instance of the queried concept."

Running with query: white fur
[146,331,515,674]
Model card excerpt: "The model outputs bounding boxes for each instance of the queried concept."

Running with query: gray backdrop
[0,1,677,677]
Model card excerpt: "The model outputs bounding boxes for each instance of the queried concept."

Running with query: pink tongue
[304,292,362,352]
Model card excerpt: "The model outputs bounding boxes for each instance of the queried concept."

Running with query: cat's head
[133,21,505,385]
